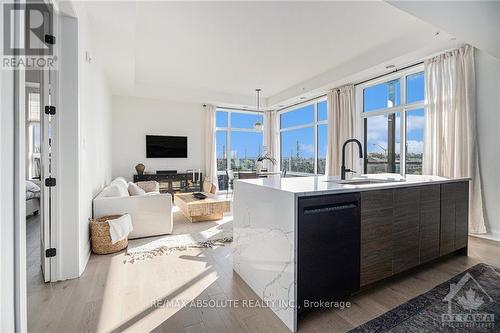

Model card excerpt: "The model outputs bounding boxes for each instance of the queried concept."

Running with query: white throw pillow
[109,180,130,197]
[128,182,146,196]
[111,177,128,188]
[100,185,121,198]
[101,184,129,198]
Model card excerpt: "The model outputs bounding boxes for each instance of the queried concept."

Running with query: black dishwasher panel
[297,193,360,313]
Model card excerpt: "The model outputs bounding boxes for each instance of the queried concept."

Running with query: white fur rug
[125,206,233,263]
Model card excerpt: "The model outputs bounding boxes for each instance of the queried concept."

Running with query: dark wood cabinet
[455,182,469,250]
[419,185,441,263]
[440,182,469,255]
[440,184,456,255]
[393,188,420,274]
[360,181,468,287]
[133,172,203,194]
[360,190,394,286]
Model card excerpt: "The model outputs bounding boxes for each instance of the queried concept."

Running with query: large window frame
[278,97,328,175]
[356,65,425,176]
[215,108,264,173]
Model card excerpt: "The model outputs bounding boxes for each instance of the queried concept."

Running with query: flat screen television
[146,135,187,158]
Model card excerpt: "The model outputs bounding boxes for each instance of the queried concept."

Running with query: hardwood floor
[27,231,500,333]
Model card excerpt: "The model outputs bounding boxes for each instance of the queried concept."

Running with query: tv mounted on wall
[146,135,188,158]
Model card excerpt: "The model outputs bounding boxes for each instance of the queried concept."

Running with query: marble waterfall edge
[233,181,297,331]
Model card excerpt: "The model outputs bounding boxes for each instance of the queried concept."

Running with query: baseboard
[79,247,91,277]
[469,232,500,243]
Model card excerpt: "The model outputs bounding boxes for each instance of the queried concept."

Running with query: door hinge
[45,106,56,115]
[45,248,56,258]
[45,34,56,45]
[45,177,56,187]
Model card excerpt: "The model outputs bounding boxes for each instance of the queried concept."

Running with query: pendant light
[254,88,263,130]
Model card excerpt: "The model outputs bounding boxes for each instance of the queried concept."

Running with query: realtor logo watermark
[2,2,57,69]
[441,272,495,329]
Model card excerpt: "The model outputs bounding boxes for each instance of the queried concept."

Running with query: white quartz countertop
[235,173,470,197]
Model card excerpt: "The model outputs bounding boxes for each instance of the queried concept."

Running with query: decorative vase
[135,163,145,175]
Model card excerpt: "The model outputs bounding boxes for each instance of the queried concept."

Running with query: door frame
[9,0,61,330]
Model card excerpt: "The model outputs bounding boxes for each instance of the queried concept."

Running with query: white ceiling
[84,1,455,108]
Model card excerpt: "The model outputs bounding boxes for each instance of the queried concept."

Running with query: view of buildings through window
[280,100,328,174]
[216,109,263,189]
[215,69,423,185]
[361,70,425,175]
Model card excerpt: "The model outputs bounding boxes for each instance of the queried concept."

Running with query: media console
[133,172,203,194]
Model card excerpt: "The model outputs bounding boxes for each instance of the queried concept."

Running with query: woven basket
[90,215,128,254]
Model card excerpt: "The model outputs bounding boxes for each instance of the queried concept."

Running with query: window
[279,99,328,175]
[216,131,227,171]
[406,108,424,174]
[360,69,425,175]
[215,109,264,189]
[317,123,328,174]
[27,90,41,179]
[363,79,401,112]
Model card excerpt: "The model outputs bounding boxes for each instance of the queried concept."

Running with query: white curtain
[423,45,486,234]
[325,85,356,176]
[204,104,218,193]
[264,111,280,172]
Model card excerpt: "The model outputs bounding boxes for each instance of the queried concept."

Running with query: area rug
[349,263,500,332]
[124,206,233,263]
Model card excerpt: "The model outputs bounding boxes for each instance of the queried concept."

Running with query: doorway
[24,4,59,329]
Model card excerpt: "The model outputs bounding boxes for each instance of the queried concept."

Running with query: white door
[39,7,58,283]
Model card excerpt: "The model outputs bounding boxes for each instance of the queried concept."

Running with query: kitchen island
[232,174,470,332]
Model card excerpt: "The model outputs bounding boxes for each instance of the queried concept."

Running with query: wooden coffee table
[174,192,231,222]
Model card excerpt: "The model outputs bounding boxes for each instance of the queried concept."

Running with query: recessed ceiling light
[300,96,307,100]
[385,65,396,70]
[449,37,457,41]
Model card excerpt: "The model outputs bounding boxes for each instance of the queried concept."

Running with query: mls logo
[441,272,495,328]
[3,2,54,56]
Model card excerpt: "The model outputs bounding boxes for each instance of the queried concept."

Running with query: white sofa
[93,177,173,239]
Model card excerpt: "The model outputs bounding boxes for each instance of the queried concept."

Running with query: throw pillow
[100,185,122,198]
[136,181,159,193]
[128,182,146,196]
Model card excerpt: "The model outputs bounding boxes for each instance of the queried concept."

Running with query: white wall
[387,1,500,59]
[76,5,112,276]
[476,50,500,238]
[112,96,204,180]
[57,14,80,280]
[0,47,16,333]
[57,4,113,279]
[1,1,26,328]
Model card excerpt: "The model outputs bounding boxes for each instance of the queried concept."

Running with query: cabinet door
[393,188,420,274]
[454,182,469,250]
[440,183,456,255]
[440,182,469,255]
[360,190,393,286]
[419,185,441,263]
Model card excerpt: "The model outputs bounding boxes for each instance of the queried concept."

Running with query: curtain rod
[354,61,424,86]
[203,104,265,113]
[276,94,327,112]
[276,61,424,112]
